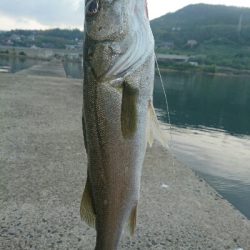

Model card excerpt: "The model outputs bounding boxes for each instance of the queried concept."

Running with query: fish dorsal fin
[80,175,96,228]
[147,100,169,148]
[128,204,138,237]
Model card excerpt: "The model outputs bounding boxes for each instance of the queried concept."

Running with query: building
[172,27,181,31]
[28,35,35,42]
[156,54,189,63]
[30,45,39,49]
[159,41,175,50]
[10,34,21,41]
[66,44,76,50]
[186,40,198,48]
[6,40,14,46]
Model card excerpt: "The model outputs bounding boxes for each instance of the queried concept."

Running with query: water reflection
[168,126,250,182]
[0,55,38,73]
[154,72,250,136]
[154,72,250,219]
[170,126,250,218]
[63,60,83,79]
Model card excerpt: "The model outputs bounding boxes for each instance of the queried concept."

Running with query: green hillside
[0,29,83,49]
[151,4,250,70]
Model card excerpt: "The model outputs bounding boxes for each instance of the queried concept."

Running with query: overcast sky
[0,0,250,30]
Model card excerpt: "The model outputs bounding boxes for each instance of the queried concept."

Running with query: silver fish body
[81,1,164,249]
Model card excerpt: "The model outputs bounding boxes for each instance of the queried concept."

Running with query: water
[63,60,83,79]
[154,72,250,219]
[0,55,39,73]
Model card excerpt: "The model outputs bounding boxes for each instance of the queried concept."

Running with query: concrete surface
[0,64,250,250]
[0,45,81,60]
[16,59,66,78]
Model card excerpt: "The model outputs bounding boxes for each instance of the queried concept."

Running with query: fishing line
[154,54,171,128]
[154,54,175,167]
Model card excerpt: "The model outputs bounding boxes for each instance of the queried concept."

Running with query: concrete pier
[16,59,66,78]
[0,63,249,250]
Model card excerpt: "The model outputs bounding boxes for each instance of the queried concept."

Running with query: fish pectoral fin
[80,175,96,228]
[128,204,138,237]
[121,80,139,139]
[147,100,169,148]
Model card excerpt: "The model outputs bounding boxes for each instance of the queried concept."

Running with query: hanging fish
[80,0,166,249]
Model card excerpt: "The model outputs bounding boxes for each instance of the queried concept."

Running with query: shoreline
[158,66,250,77]
[1,46,250,76]
[0,62,249,249]
[0,45,82,62]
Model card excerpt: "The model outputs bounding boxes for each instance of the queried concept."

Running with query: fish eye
[86,0,99,16]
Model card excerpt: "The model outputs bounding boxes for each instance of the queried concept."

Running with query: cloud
[147,0,250,20]
[0,0,84,29]
[0,15,49,30]
[1,0,250,30]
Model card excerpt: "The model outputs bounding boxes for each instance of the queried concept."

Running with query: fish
[80,0,166,249]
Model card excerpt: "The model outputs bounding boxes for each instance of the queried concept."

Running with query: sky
[0,0,250,31]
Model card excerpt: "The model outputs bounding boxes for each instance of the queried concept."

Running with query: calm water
[154,72,250,219]
[63,60,83,79]
[0,55,38,73]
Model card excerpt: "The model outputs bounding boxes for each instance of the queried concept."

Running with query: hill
[0,29,83,49]
[151,4,250,70]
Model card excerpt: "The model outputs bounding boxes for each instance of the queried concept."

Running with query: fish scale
[80,1,166,249]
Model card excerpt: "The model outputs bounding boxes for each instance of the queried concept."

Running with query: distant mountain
[0,29,83,49]
[151,4,250,48]
[150,4,250,70]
